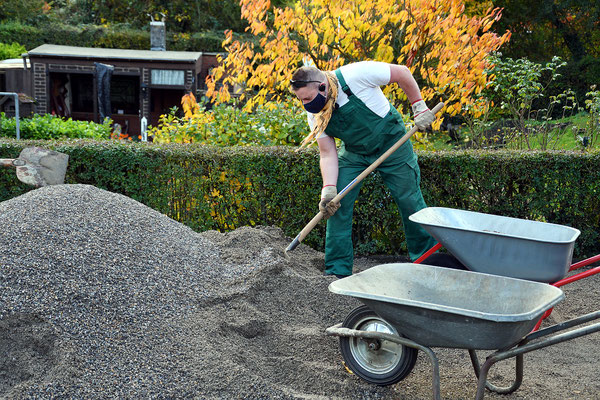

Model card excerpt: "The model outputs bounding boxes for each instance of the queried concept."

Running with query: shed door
[149,88,185,128]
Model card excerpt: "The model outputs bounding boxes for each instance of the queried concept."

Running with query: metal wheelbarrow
[326,263,600,399]
[409,207,600,330]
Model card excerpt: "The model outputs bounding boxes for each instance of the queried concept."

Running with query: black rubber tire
[339,305,417,386]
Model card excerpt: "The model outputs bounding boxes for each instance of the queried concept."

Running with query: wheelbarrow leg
[472,312,600,399]
[469,350,523,399]
[420,345,442,400]
[414,242,442,264]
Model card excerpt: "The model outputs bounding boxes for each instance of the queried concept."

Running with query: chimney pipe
[149,14,166,51]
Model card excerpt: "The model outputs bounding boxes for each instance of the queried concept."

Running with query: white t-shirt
[307,61,392,137]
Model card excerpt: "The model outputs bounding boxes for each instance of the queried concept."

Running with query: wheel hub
[350,319,403,374]
[365,339,381,351]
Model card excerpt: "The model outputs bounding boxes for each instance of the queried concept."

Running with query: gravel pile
[0,184,387,399]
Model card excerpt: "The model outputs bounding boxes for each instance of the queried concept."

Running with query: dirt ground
[1,185,599,399]
[194,226,600,400]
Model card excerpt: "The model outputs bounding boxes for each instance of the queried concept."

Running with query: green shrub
[0,22,41,50]
[93,27,150,50]
[167,31,225,52]
[0,41,26,60]
[151,101,308,146]
[576,86,600,148]
[0,113,111,140]
[1,139,599,260]
[484,55,567,119]
[0,0,47,25]
[473,55,585,150]
[0,21,102,50]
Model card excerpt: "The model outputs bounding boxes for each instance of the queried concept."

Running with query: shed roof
[27,44,203,62]
[0,58,30,70]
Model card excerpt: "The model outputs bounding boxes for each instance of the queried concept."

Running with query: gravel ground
[1,184,599,399]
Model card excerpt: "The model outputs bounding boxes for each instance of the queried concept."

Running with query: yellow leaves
[181,93,200,119]
[450,102,462,115]
[481,18,494,33]
[222,30,233,46]
[390,9,409,24]
[413,130,428,144]
[206,0,510,123]
[375,43,394,63]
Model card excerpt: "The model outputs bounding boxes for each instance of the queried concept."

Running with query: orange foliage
[206,0,511,118]
[182,93,201,118]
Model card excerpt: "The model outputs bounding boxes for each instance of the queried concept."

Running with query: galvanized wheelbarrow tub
[329,263,564,349]
[409,207,581,283]
[326,263,600,399]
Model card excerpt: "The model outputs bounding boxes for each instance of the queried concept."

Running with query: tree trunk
[550,5,587,61]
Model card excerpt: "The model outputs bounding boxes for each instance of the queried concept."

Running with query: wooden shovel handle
[285,102,445,253]
[0,159,24,167]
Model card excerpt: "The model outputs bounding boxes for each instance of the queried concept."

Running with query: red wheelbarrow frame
[415,243,600,331]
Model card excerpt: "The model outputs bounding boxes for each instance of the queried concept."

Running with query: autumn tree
[206,0,511,120]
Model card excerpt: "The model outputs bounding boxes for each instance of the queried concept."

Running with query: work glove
[411,99,435,131]
[319,185,340,219]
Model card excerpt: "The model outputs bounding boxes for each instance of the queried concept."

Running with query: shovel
[285,102,444,254]
[0,147,69,187]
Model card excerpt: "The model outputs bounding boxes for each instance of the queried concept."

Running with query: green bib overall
[322,69,436,277]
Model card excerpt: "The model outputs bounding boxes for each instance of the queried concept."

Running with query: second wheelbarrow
[409,207,581,283]
[409,207,600,330]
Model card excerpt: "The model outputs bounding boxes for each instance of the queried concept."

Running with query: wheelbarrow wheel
[339,305,417,386]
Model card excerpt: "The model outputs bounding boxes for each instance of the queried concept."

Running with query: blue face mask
[303,92,327,113]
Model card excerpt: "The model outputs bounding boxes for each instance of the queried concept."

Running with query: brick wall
[142,67,150,118]
[32,63,47,114]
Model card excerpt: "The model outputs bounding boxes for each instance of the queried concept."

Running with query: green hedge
[0,113,111,140]
[1,138,599,259]
[420,150,600,259]
[0,21,226,52]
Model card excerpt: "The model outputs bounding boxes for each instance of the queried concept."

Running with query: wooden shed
[0,57,33,117]
[25,44,220,137]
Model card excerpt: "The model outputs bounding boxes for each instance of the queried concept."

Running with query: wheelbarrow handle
[286,102,445,253]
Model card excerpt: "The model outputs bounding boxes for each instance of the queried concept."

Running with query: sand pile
[2,184,599,400]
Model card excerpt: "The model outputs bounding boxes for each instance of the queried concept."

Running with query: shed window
[110,75,139,115]
[151,69,184,86]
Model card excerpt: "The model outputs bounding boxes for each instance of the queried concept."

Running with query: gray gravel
[0,184,386,399]
[0,185,255,397]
